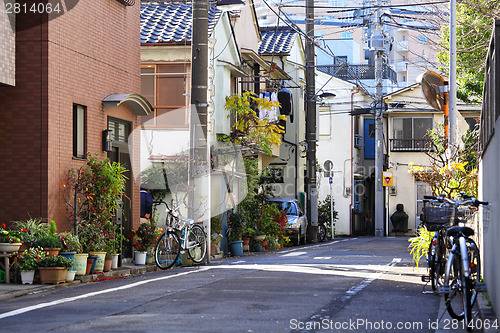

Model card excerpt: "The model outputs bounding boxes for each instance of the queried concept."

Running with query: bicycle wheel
[444,251,465,320]
[318,224,327,242]
[428,234,437,291]
[155,231,181,270]
[187,224,206,263]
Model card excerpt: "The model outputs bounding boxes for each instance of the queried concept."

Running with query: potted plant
[36,235,63,256]
[0,224,22,252]
[11,217,50,250]
[58,232,82,258]
[228,212,245,256]
[130,221,159,265]
[78,220,106,273]
[17,247,46,284]
[37,255,73,284]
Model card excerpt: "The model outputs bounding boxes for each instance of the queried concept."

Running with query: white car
[268,198,308,245]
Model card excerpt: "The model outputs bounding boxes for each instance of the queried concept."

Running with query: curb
[477,293,500,332]
[0,264,160,301]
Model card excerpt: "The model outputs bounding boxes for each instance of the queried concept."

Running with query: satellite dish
[421,71,446,111]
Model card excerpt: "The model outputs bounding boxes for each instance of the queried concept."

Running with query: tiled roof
[259,26,298,55]
[141,2,222,44]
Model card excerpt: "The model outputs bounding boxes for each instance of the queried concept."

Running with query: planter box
[38,267,67,284]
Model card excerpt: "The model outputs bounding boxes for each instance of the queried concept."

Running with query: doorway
[107,117,133,258]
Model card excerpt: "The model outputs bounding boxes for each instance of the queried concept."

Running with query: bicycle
[318,219,333,242]
[428,194,488,331]
[420,196,460,291]
[153,200,207,270]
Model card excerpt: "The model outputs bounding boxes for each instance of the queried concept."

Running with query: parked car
[268,198,308,245]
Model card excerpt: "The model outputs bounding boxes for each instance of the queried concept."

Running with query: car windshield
[270,201,297,216]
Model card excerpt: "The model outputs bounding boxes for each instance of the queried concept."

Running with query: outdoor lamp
[216,0,245,11]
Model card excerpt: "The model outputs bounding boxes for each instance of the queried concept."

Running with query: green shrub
[38,255,73,269]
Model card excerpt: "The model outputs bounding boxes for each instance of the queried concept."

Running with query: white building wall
[0,6,15,86]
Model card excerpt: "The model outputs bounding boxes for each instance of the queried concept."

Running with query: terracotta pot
[38,267,67,284]
[211,243,216,256]
[44,248,61,257]
[242,237,250,246]
[103,258,112,272]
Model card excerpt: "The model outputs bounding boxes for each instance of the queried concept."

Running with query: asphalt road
[0,237,478,332]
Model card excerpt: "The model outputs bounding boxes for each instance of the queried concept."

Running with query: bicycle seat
[446,226,474,237]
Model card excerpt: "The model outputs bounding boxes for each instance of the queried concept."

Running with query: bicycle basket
[421,205,457,227]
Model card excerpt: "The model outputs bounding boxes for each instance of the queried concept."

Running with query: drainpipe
[350,86,360,236]
[282,138,298,198]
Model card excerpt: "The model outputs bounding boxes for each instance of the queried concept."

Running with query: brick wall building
[0,1,150,256]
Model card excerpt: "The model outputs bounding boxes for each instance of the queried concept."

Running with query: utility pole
[191,0,210,262]
[449,0,457,147]
[370,0,388,237]
[305,0,318,242]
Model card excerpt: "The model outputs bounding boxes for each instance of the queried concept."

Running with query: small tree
[408,126,479,198]
[223,91,285,156]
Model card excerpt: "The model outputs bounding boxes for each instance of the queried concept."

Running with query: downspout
[350,86,360,236]
[282,138,298,198]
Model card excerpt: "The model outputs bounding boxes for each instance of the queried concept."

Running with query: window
[140,64,190,128]
[341,32,352,39]
[73,104,86,159]
[391,117,433,151]
[108,117,131,143]
[418,35,428,44]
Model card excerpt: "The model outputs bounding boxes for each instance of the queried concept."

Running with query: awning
[102,93,153,116]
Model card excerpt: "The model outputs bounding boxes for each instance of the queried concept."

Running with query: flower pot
[135,251,147,265]
[262,240,268,247]
[74,253,88,276]
[59,251,77,271]
[20,270,35,284]
[65,270,76,282]
[0,243,21,253]
[254,244,263,252]
[103,258,112,272]
[111,254,119,269]
[43,248,61,257]
[230,241,244,257]
[89,251,106,272]
[242,237,250,246]
[38,267,67,284]
[211,243,216,256]
[86,255,98,275]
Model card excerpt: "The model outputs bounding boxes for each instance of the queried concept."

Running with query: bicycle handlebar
[423,194,488,207]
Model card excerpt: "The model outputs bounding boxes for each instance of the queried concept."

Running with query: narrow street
[0,237,470,332]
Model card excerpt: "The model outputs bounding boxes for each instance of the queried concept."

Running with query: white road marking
[0,266,212,320]
[313,257,332,260]
[342,258,401,301]
[280,251,308,257]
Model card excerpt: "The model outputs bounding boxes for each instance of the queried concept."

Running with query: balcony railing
[390,138,432,152]
[317,64,397,84]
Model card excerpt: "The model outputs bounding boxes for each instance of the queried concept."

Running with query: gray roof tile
[141,2,221,44]
[259,26,298,55]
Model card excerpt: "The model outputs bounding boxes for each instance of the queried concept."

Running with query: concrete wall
[479,125,500,319]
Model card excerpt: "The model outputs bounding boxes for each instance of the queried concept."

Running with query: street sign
[383,171,393,187]
[329,177,333,184]
[323,160,333,171]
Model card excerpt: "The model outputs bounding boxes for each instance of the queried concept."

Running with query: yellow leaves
[224,92,286,155]
[407,162,425,174]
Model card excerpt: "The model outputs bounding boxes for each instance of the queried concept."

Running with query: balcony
[396,40,409,52]
[390,139,432,152]
[395,61,408,72]
[317,64,397,84]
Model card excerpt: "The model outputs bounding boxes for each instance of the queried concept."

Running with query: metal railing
[390,138,432,152]
[317,64,398,84]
